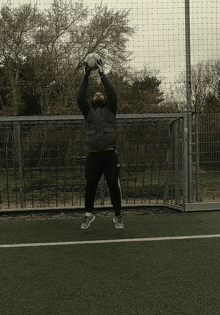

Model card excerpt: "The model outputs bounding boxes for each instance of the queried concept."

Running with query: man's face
[93,92,104,106]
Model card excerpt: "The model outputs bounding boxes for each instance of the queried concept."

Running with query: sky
[1,0,220,88]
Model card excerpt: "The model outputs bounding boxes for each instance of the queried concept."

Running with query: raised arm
[77,66,91,118]
[97,60,117,115]
[101,75,117,115]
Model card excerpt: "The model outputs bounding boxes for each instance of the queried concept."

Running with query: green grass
[0,212,219,315]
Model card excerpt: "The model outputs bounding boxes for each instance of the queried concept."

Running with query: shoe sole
[113,217,124,229]
[81,215,95,229]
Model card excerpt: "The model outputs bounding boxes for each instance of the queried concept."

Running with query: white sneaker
[81,214,95,229]
[113,215,124,229]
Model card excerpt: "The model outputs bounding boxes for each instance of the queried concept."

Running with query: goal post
[0,114,189,212]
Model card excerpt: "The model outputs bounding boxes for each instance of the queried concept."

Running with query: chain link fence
[190,113,220,208]
[0,113,219,212]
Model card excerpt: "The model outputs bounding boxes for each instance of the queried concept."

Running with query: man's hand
[84,62,91,79]
[96,59,104,77]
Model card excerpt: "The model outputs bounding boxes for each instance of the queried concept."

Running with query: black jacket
[77,75,118,150]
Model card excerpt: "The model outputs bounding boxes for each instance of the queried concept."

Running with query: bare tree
[0,3,41,114]
[0,0,135,115]
[31,1,134,114]
[176,60,220,112]
[74,4,134,71]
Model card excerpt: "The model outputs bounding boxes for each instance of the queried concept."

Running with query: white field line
[0,234,220,248]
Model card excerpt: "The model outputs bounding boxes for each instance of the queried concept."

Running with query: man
[77,59,124,229]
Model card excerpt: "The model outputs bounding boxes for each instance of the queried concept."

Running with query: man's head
[92,92,105,108]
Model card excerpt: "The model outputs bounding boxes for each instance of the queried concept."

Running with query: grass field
[0,211,219,315]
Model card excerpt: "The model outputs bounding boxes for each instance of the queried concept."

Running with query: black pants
[85,150,121,216]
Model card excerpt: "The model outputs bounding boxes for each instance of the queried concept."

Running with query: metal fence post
[100,174,105,205]
[174,121,180,205]
[185,0,193,203]
[183,114,189,206]
[194,113,200,201]
[16,122,24,208]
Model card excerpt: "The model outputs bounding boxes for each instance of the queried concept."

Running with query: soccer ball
[85,53,102,71]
